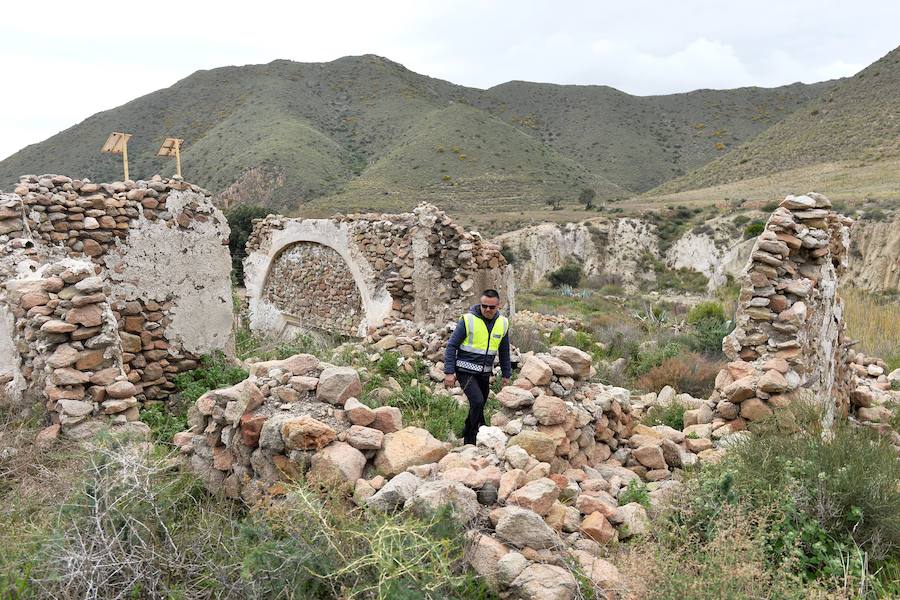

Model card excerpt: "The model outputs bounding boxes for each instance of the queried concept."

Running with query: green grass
[171,351,248,403]
[621,402,900,598]
[642,403,686,430]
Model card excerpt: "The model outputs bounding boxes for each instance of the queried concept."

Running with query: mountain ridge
[0,54,840,213]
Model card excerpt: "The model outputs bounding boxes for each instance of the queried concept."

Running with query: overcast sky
[2,0,898,160]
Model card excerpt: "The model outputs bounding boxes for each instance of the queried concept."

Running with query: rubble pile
[180,345,727,598]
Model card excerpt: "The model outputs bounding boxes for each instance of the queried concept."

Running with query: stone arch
[244,219,392,338]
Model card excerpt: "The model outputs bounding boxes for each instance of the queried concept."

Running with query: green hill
[654,46,900,194]
[0,54,835,213]
[480,80,828,193]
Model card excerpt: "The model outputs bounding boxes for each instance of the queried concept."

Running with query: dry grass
[842,287,900,367]
[634,352,724,398]
[616,505,840,600]
[639,158,900,210]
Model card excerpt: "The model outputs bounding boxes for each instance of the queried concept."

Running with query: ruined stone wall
[707,193,891,433]
[263,242,363,336]
[0,174,232,437]
[244,203,514,339]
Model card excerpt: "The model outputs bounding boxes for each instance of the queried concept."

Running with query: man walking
[444,289,511,445]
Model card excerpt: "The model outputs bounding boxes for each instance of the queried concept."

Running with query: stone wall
[263,242,363,336]
[0,174,232,438]
[244,203,514,338]
[703,193,895,435]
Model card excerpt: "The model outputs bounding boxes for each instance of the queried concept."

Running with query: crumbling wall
[244,203,514,338]
[706,193,893,434]
[0,174,232,437]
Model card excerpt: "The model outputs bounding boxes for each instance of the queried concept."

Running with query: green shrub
[6,444,496,600]
[685,301,730,355]
[643,403,687,430]
[636,353,722,398]
[139,403,188,444]
[627,341,683,378]
[732,214,750,227]
[620,480,651,508]
[376,351,401,377]
[546,262,583,288]
[743,221,765,238]
[225,204,270,284]
[499,244,516,265]
[677,403,900,588]
[686,301,725,325]
[172,351,248,403]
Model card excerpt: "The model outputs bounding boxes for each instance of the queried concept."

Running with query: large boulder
[281,415,337,450]
[506,477,560,516]
[404,479,480,524]
[496,386,535,409]
[316,366,362,405]
[520,355,552,385]
[343,397,375,426]
[550,346,592,379]
[307,442,366,487]
[532,396,567,426]
[507,430,556,462]
[345,425,384,450]
[511,563,577,600]
[365,472,421,511]
[374,427,448,476]
[465,532,509,590]
[493,506,559,549]
[249,353,320,377]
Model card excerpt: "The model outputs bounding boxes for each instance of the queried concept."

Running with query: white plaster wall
[103,190,233,355]
[244,219,392,338]
[0,304,25,409]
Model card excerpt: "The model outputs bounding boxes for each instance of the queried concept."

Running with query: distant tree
[546,197,562,211]
[547,262,583,287]
[225,204,270,285]
[578,188,596,210]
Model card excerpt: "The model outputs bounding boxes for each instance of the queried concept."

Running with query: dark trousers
[458,371,490,445]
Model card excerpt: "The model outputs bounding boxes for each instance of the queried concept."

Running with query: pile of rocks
[512,309,583,336]
[3,259,141,439]
[182,345,733,598]
[0,174,233,436]
[175,352,439,504]
[846,349,899,438]
[243,202,514,339]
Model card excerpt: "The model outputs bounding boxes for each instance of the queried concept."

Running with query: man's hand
[501,377,510,387]
[443,374,457,389]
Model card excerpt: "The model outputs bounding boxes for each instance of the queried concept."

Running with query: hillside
[480,79,829,192]
[654,46,900,194]
[0,54,830,213]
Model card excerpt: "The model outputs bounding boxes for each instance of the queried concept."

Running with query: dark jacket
[444,304,512,378]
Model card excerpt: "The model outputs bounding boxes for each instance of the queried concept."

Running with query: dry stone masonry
[696,193,898,438]
[180,345,717,599]
[0,174,233,439]
[243,203,514,338]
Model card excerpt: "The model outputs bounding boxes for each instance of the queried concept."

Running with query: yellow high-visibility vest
[460,313,509,356]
